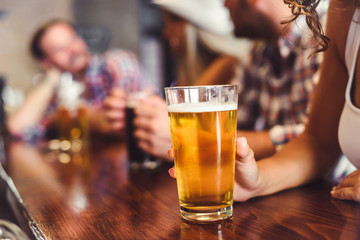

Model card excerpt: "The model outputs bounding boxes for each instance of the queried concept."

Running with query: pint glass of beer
[55,72,89,154]
[165,85,238,222]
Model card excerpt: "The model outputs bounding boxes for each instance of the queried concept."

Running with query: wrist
[43,74,60,91]
[42,69,62,91]
[251,162,268,198]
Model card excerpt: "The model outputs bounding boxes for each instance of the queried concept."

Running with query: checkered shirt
[20,49,141,142]
[234,2,328,147]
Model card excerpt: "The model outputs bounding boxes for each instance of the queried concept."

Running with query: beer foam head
[126,100,139,109]
[167,102,237,113]
[126,91,152,108]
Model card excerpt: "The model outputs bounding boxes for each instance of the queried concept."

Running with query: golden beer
[55,106,89,153]
[168,102,237,222]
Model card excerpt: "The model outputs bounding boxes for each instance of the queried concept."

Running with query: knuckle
[354,186,360,201]
[149,122,157,132]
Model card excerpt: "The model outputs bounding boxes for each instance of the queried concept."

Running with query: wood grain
[3,140,360,240]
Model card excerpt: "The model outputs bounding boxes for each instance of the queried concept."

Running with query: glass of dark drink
[125,91,160,170]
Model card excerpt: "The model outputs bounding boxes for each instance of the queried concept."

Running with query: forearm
[7,78,57,135]
[197,55,239,85]
[238,130,275,159]
[254,132,340,198]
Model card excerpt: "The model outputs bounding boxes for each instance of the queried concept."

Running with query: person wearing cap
[7,19,142,141]
[154,0,251,87]
[105,0,329,162]
[105,0,248,161]
[161,11,243,87]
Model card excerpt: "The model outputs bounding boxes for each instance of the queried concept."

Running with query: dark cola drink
[125,97,159,170]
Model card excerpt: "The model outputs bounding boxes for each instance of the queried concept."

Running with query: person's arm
[7,69,60,136]
[234,1,352,201]
[196,55,239,85]
[237,130,275,160]
[241,123,307,160]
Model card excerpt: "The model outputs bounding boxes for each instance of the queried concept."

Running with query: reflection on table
[2,139,360,239]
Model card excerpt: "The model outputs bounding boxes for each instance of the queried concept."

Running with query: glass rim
[164,84,238,91]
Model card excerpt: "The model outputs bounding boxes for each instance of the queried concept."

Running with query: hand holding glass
[126,91,160,170]
[165,85,238,222]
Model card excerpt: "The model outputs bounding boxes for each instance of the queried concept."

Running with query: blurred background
[0,0,165,97]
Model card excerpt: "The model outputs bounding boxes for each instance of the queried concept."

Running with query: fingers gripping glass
[165,85,238,223]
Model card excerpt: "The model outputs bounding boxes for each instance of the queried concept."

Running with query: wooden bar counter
[1,138,360,239]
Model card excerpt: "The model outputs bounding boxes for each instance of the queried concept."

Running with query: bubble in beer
[58,153,71,164]
[48,139,60,151]
[71,139,83,153]
[71,128,82,139]
[60,140,71,151]
[72,154,83,165]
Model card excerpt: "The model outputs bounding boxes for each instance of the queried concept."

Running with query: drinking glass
[0,219,29,240]
[55,72,89,154]
[125,91,160,170]
[165,85,238,222]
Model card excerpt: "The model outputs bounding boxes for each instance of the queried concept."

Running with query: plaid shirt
[82,49,141,107]
[234,3,328,148]
[21,49,141,141]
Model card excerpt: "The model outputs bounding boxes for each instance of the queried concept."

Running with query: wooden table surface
[2,139,360,240]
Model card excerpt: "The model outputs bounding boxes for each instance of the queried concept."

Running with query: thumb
[331,186,360,202]
[236,137,255,165]
[234,137,259,190]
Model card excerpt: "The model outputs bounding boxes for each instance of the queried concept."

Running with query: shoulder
[103,49,138,62]
[102,49,140,73]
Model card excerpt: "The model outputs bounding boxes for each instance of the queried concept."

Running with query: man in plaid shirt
[7,20,142,141]
[226,0,328,159]
[105,0,329,162]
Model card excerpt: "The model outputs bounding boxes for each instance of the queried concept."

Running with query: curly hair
[282,0,360,53]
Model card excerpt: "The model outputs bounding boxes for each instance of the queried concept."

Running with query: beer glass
[126,91,160,170]
[165,85,238,222]
[53,72,89,154]
[56,105,89,153]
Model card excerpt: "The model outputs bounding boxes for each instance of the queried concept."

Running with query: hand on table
[331,169,360,202]
[103,88,127,131]
[133,95,172,161]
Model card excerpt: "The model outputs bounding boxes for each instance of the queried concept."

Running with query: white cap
[152,0,234,36]
[197,29,253,63]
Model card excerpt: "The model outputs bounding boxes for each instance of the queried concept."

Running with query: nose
[66,35,83,52]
